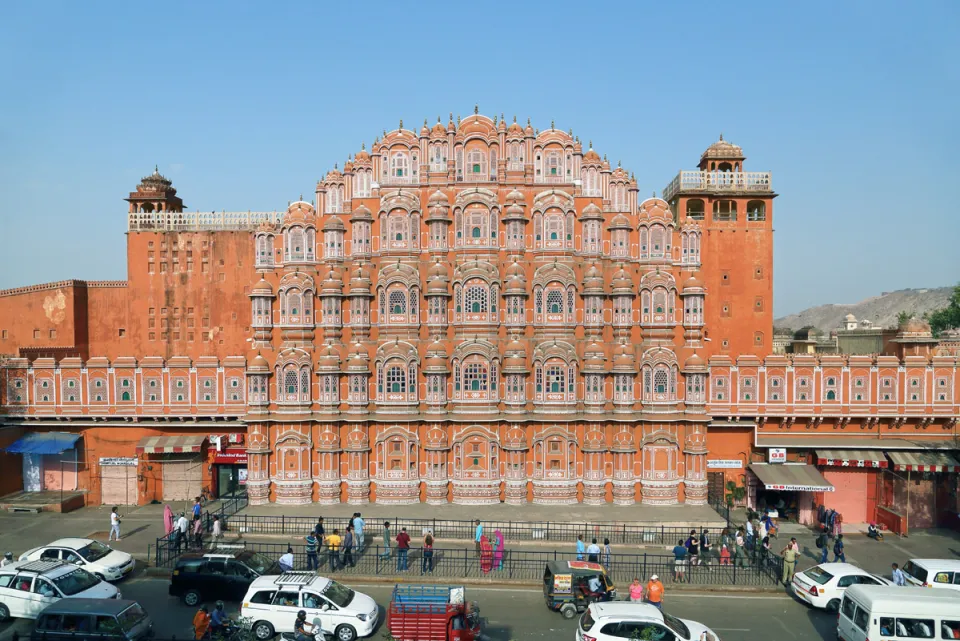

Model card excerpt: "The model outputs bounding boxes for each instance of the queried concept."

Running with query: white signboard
[100,457,137,467]
[707,459,743,469]
[768,448,787,464]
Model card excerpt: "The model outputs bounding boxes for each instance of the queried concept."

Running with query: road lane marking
[713,629,751,632]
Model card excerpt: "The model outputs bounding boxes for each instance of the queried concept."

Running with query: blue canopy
[3,432,81,454]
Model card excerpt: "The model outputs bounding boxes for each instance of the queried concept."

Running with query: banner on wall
[707,459,743,469]
[99,457,138,467]
[212,448,248,465]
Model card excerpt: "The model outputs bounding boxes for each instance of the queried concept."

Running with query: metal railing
[662,170,773,202]
[213,514,724,547]
[128,211,283,231]
[152,540,780,586]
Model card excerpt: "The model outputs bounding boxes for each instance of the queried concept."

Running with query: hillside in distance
[775,287,953,332]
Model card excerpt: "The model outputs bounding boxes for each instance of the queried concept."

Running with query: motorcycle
[280,624,334,641]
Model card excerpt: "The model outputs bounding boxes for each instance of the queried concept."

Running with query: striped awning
[136,435,206,454]
[816,449,888,469]
[887,450,960,473]
[749,463,835,492]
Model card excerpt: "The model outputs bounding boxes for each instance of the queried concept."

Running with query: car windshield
[662,613,690,639]
[117,603,148,632]
[51,568,101,596]
[239,551,276,575]
[903,561,928,583]
[76,541,112,562]
[321,581,355,608]
[580,610,596,632]
[804,566,835,585]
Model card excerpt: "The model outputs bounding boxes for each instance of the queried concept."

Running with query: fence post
[375,545,380,575]
[733,558,737,585]
[463,549,468,577]
[281,514,285,535]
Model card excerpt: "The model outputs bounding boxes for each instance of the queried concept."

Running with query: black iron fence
[152,537,781,586]
[213,513,725,548]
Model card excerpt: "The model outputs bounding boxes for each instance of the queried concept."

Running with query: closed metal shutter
[101,466,137,505]
[162,456,202,502]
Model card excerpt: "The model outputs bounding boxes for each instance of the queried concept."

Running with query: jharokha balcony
[662,170,773,202]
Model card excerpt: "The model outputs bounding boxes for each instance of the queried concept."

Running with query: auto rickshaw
[543,560,617,619]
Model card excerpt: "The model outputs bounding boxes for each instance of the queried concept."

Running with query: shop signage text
[768,448,787,464]
[707,459,743,469]
[100,457,138,467]
[822,458,883,468]
[764,484,835,492]
[213,449,248,465]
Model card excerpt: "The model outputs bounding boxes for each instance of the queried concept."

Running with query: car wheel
[827,599,841,613]
[560,603,577,619]
[335,625,357,641]
[182,590,201,607]
[253,621,275,640]
[0,603,9,622]
[94,573,106,581]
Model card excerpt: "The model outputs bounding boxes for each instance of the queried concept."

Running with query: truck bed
[388,585,462,641]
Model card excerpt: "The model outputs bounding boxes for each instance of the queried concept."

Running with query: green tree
[925,284,960,336]
[897,310,911,326]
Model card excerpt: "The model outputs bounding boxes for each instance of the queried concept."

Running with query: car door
[834,574,858,599]
[202,560,228,600]
[226,562,257,601]
[39,549,62,563]
[932,571,957,590]
[300,591,330,634]
[27,577,60,618]
[62,550,84,569]
[269,590,301,631]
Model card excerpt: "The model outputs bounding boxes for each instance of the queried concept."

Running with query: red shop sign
[213,448,248,465]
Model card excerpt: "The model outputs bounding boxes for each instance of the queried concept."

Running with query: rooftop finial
[437,115,441,123]
[399,119,403,129]
[424,118,428,126]
[154,164,159,173]
[474,103,479,114]
[551,120,555,129]
[719,133,724,141]
[618,159,621,168]
[299,194,303,201]
[334,163,338,170]
[361,141,365,150]
[589,140,593,149]
[513,114,517,123]
[457,114,461,125]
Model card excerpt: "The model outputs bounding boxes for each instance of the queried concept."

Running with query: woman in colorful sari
[163,504,174,536]
[493,530,504,570]
[479,535,493,574]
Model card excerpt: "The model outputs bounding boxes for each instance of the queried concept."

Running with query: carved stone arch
[532,340,578,365]
[379,189,421,215]
[582,424,606,452]
[532,189,575,215]
[454,187,498,210]
[375,424,419,445]
[278,272,316,293]
[316,426,341,452]
[532,262,576,289]
[641,347,678,367]
[344,424,370,451]
[276,347,312,367]
[532,424,579,447]
[452,260,501,286]
[423,424,449,450]
[451,338,499,362]
[453,424,500,445]
[374,339,420,366]
[640,429,678,448]
[377,262,420,289]
[639,270,677,291]
[502,424,528,451]
[276,428,312,448]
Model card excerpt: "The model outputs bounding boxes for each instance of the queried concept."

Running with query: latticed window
[284,370,298,395]
[287,227,305,261]
[567,288,575,315]
[387,366,406,393]
[464,362,488,391]
[300,370,310,396]
[545,215,563,241]
[654,369,668,394]
[389,290,406,315]
[465,286,488,313]
[546,366,565,393]
[534,289,543,314]
[546,290,563,314]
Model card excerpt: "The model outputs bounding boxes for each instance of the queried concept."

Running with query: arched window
[286,227,305,261]
[650,226,664,259]
[467,149,486,177]
[464,362,488,391]
[256,234,274,267]
[391,152,408,179]
[465,285,488,313]
[546,365,565,393]
[389,290,406,315]
[386,365,406,393]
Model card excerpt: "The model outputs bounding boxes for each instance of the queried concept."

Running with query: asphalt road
[0,576,839,641]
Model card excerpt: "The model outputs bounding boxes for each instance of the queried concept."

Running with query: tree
[896,310,911,326]
[925,284,960,336]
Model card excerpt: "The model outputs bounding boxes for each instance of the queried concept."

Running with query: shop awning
[136,435,206,454]
[2,432,80,454]
[815,449,888,469]
[749,463,835,492]
[887,450,960,473]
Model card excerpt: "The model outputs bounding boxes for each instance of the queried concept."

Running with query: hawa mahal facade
[1,111,957,522]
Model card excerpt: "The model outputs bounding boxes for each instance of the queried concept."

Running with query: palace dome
[701,134,745,160]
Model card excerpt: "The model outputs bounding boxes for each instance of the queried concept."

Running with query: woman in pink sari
[479,535,493,574]
[493,529,504,570]
[163,505,174,536]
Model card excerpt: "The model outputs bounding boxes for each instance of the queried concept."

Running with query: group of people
[163,498,222,553]
[303,513,364,572]
[475,521,505,574]
[575,535,612,567]
[626,575,665,609]
[192,601,234,640]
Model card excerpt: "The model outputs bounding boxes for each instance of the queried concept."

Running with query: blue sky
[1,1,957,316]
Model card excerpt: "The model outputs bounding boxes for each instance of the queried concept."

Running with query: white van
[0,560,120,621]
[838,584,960,641]
[902,559,960,592]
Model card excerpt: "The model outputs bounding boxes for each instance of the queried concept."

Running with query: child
[719,543,731,566]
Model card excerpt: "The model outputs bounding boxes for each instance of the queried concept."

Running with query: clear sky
[1,1,957,316]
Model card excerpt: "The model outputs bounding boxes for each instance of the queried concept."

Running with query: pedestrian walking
[628,577,644,603]
[474,520,483,557]
[719,544,731,565]
[175,512,189,553]
[109,507,122,542]
[342,526,356,568]
[892,563,906,586]
[576,534,585,561]
[326,529,342,572]
[745,518,755,550]
[396,527,411,571]
[686,531,700,567]
[314,517,325,543]
[479,535,493,574]
[380,521,392,559]
[586,538,601,564]
[816,526,829,564]
[163,504,174,536]
[700,529,711,566]
[781,539,799,585]
[353,513,365,552]
[603,538,612,569]
[192,497,202,521]
[211,515,222,546]
[305,532,319,571]
[833,534,845,562]
[192,516,204,549]
[672,539,688,583]
[493,529,504,571]
[421,532,434,574]
[734,530,746,568]
[645,575,664,610]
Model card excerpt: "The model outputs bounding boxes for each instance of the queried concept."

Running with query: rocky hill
[775,287,953,332]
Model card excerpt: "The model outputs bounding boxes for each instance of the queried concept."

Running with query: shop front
[212,447,248,498]
[881,450,960,532]
[815,449,887,525]
[748,460,835,525]
[136,435,207,503]
[2,432,81,493]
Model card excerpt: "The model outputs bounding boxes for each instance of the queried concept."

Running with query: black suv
[168,550,280,605]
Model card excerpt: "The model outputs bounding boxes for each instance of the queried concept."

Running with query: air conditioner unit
[228,433,243,444]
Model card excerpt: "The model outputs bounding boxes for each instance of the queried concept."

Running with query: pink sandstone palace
[0,110,957,531]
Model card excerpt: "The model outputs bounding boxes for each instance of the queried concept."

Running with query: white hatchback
[792,562,891,611]
[241,572,378,641]
[19,538,135,582]
[577,602,721,641]
[0,560,120,621]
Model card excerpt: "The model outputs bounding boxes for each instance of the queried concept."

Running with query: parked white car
[577,602,721,641]
[901,559,960,591]
[792,562,891,611]
[0,560,120,621]
[19,538,135,582]
[241,572,378,641]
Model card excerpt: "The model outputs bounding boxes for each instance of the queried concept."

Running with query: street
[0,576,839,641]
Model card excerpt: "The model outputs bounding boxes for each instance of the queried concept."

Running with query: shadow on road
[806,605,841,640]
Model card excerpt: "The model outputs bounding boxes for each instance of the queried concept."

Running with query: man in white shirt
[586,538,601,563]
[279,547,295,572]
[109,507,121,541]
[1,552,13,567]
[175,512,190,552]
